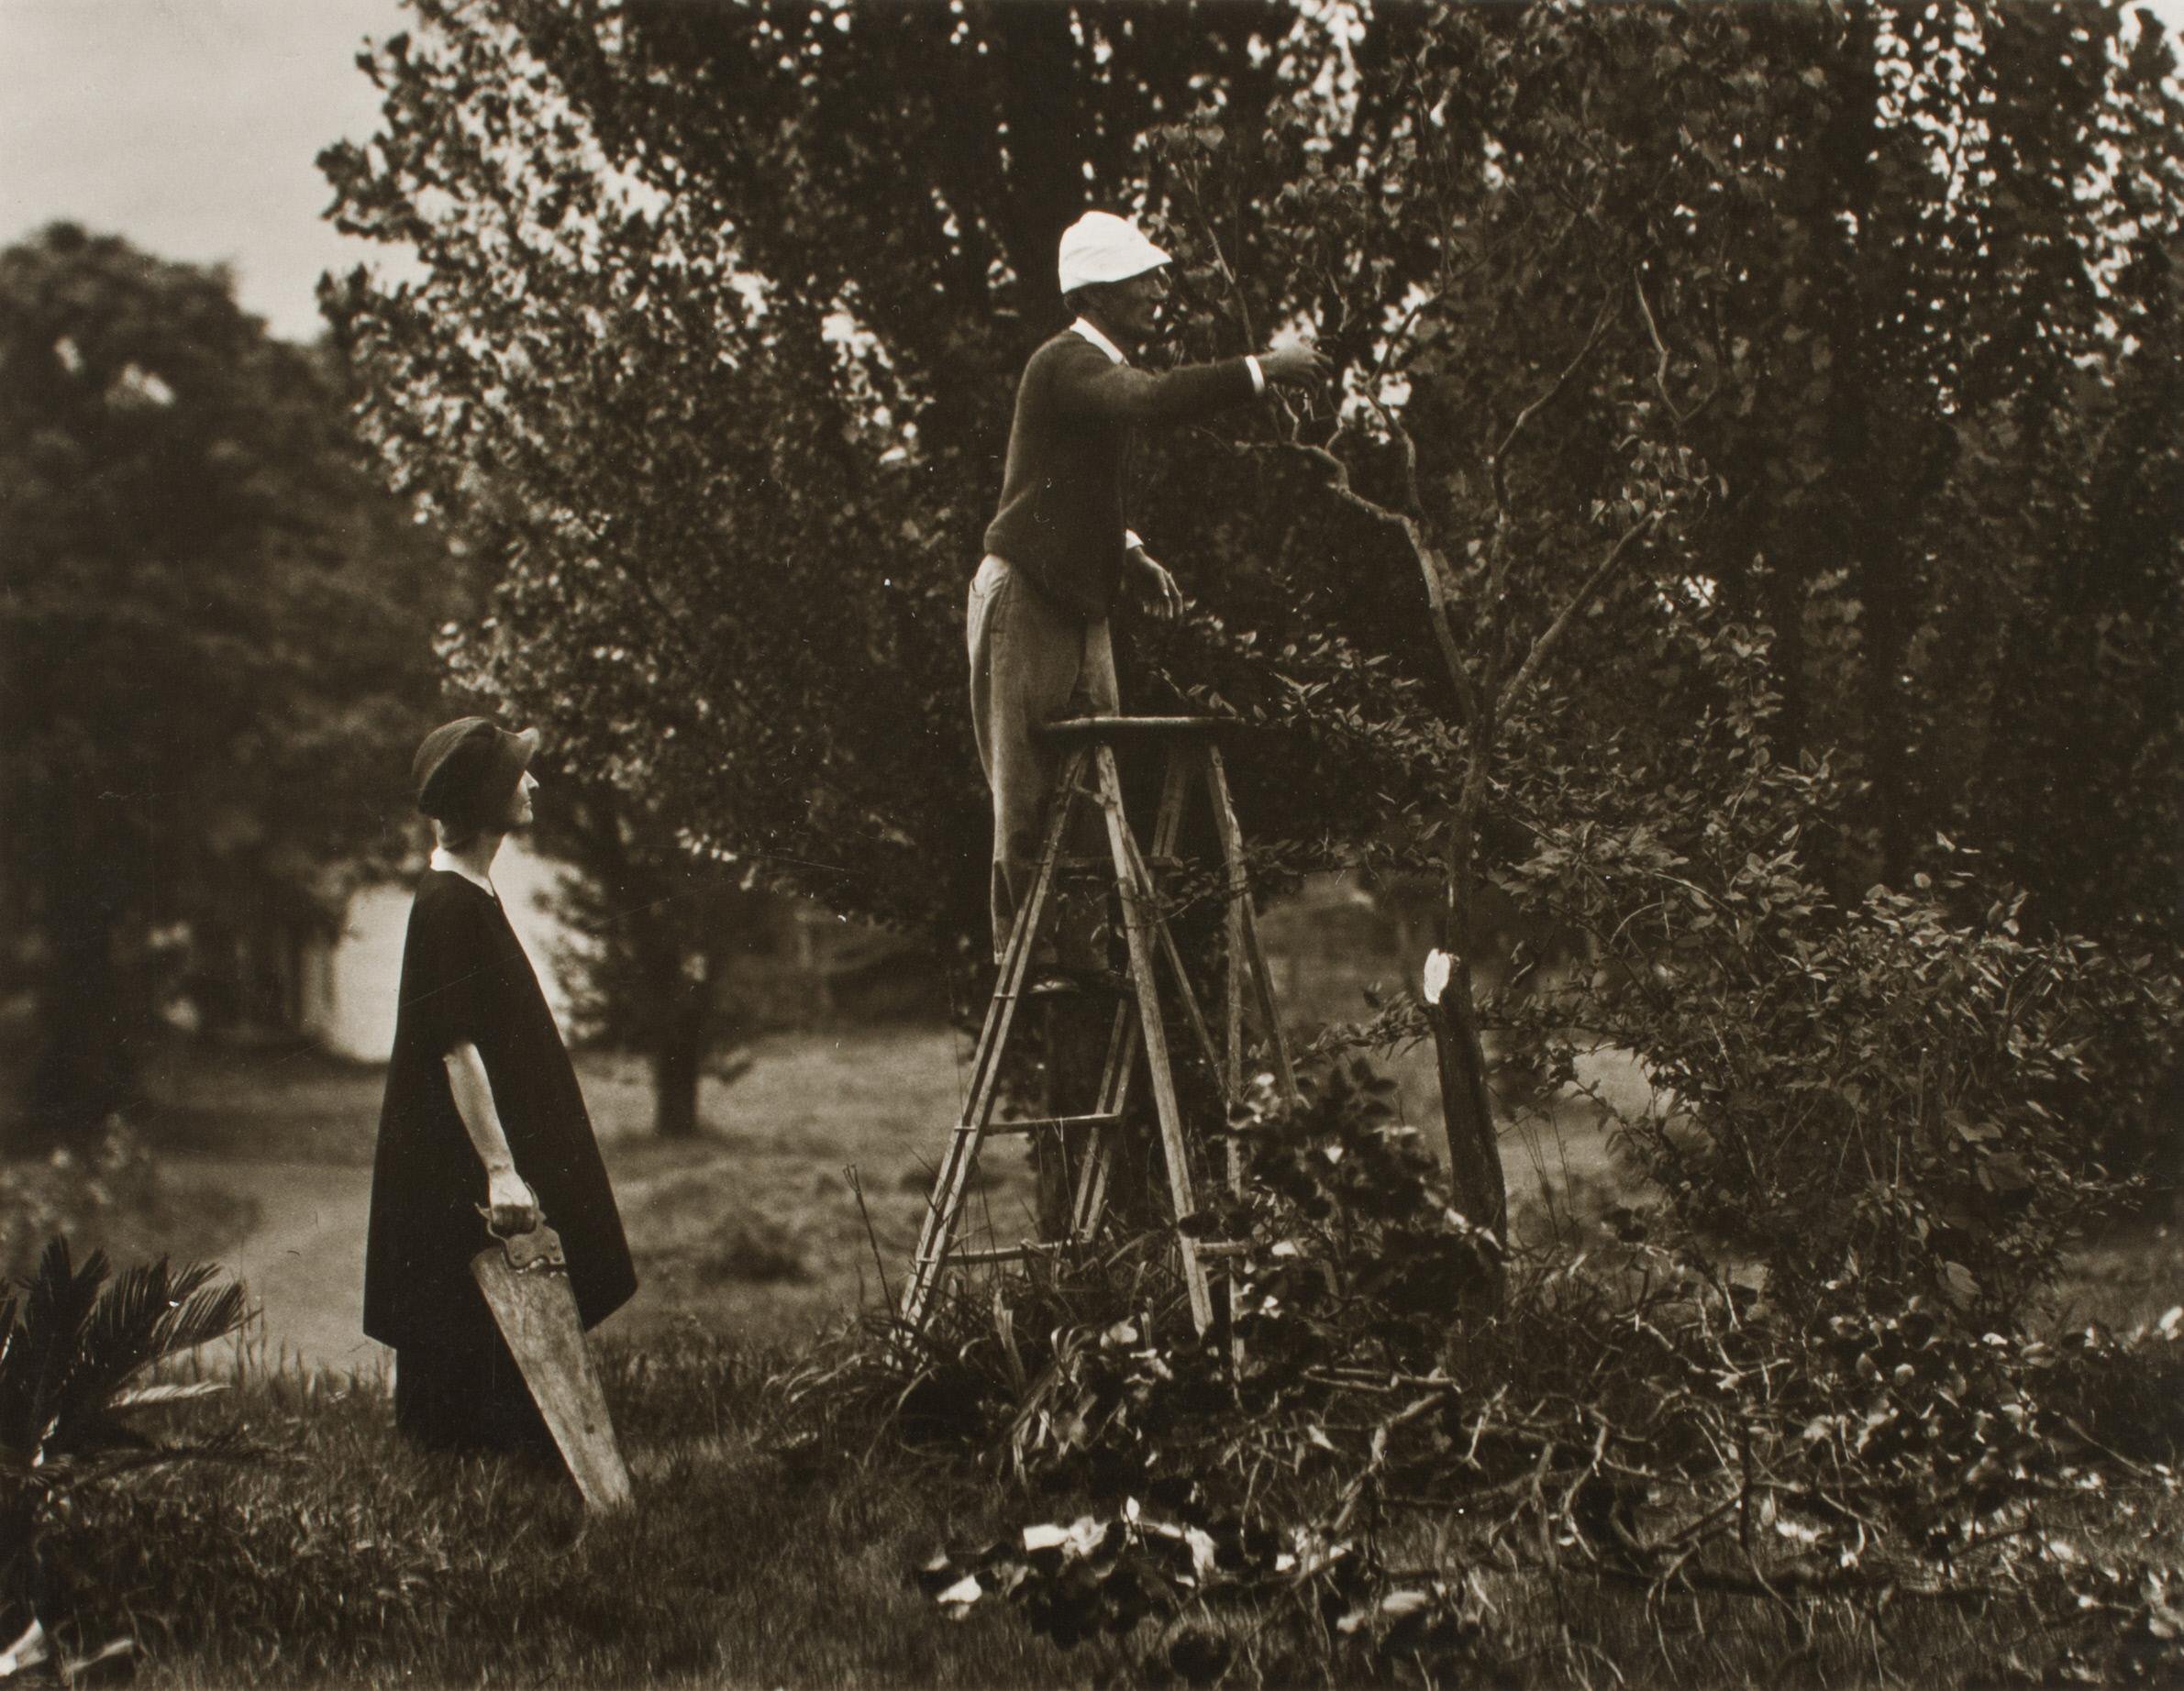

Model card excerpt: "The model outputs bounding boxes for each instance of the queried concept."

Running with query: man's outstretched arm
[1061,338,1330,426]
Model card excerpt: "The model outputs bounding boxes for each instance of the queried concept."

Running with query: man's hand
[1258,341,1332,387]
[1131,549,1183,622]
[485,1164,541,1235]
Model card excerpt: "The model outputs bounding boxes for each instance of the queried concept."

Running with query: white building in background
[305,841,581,1061]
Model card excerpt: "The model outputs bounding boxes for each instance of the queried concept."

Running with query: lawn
[50,1319,2184,1691]
[120,1009,1635,1365]
[127,1020,1043,1355]
[18,1022,2183,1687]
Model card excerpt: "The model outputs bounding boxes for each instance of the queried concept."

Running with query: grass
[44,1325,2183,1691]
[127,1021,1036,1353]
[18,1024,2184,1686]
[52,1339,1131,1690]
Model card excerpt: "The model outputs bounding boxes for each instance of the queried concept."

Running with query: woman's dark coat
[363,870,636,1350]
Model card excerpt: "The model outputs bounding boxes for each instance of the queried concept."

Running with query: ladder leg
[1205,744,1301,1108]
[1070,743,1190,1241]
[1206,747,1247,1195]
[1070,1000,1137,1240]
[1092,744,1214,1333]
[1115,821,1227,1089]
[901,750,1087,1332]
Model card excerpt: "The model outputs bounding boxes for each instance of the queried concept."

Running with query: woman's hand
[485,1164,541,1235]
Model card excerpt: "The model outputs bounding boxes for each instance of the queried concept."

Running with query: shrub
[1477,626,2183,1324]
[0,1124,155,1288]
[0,1240,249,1676]
[798,1056,2184,1687]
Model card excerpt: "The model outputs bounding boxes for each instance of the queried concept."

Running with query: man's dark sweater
[983,328,1259,619]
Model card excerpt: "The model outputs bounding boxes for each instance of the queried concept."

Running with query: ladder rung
[986,1111,1123,1137]
[950,1240,1079,1267]
[1191,1239,1255,1258]
[992,976,1128,1003]
[1055,854,1183,872]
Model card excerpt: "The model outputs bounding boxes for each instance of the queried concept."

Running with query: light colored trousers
[967,554,1118,963]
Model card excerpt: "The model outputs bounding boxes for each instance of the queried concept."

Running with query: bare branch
[1262,436,1482,728]
[1491,289,1619,496]
[1357,384,1425,517]
[1634,267,1687,426]
[1178,160,1261,352]
[1499,510,1658,713]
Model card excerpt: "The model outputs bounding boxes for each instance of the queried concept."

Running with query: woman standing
[362,717,637,1455]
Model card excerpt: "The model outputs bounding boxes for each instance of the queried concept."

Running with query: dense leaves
[323,6,2182,1277]
[806,1058,2184,1686]
[0,225,458,1142]
[1,1241,249,1668]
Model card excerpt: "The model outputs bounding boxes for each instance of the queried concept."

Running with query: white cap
[1057,211,1172,294]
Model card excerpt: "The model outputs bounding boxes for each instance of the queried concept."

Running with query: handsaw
[471,1220,633,1510]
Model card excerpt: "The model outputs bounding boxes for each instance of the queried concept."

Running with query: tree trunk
[24,899,133,1150]
[1426,962,1506,1240]
[1432,793,1508,1309]
[650,983,708,1140]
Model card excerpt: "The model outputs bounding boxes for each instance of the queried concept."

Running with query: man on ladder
[968,210,1327,993]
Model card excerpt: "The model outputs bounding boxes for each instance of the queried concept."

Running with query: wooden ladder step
[981,1111,1123,1138]
[950,1240,1081,1267]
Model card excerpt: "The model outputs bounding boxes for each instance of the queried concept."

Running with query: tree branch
[1491,290,1618,505]
[1493,290,1615,476]
[1633,267,1686,426]
[1269,437,1481,729]
[1499,510,1658,714]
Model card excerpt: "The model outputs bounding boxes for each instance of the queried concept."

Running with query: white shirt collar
[429,846,498,899]
[1068,316,1129,367]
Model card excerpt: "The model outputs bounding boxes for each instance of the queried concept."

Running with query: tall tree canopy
[0,224,457,1143]
[326,1,2181,1314]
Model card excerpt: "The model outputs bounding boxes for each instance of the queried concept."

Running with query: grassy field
[20,1022,2183,1686]
[52,1319,2184,1691]
[119,1011,1635,1364]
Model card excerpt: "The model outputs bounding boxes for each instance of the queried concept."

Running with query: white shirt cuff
[1125,529,1146,555]
[1246,355,1267,395]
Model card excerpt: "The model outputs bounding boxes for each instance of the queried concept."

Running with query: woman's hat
[412,717,540,828]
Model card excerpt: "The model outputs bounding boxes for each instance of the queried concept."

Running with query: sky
[0,0,408,341]
[5,0,2184,347]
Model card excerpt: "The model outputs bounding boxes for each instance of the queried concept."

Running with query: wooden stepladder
[900,715,1300,1337]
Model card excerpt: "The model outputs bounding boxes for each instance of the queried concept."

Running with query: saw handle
[476,1208,567,1274]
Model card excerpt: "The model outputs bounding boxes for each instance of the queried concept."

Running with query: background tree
[318,0,1339,946]
[533,779,786,1140]
[0,224,458,1147]
[324,1,2181,1315]
[1130,0,2184,1243]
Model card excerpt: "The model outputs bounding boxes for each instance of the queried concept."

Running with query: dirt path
[159,1153,738,1376]
[164,1158,383,1377]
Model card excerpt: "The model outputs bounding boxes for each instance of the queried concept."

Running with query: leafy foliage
[1448,622,2180,1317]
[0,1126,155,1288]
[804,1057,2184,1687]
[0,224,459,1142]
[1125,0,2184,1214]
[323,6,2182,1270]
[0,1241,249,1667]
